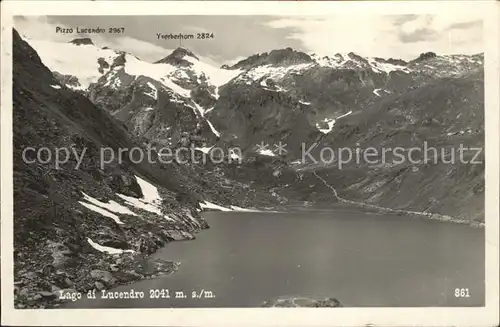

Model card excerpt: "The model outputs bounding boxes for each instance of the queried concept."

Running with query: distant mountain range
[13,30,484,307]
[22,35,485,222]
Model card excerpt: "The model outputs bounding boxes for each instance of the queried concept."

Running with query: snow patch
[170,98,185,104]
[87,238,135,254]
[200,201,232,212]
[312,52,351,68]
[123,56,188,96]
[145,82,158,100]
[79,201,124,225]
[258,149,276,157]
[263,85,287,93]
[191,102,206,117]
[241,63,313,84]
[206,120,221,137]
[369,59,410,74]
[117,194,162,216]
[229,148,242,161]
[183,54,242,88]
[336,110,353,120]
[199,201,264,213]
[116,176,174,221]
[157,76,191,98]
[195,146,213,154]
[103,72,122,89]
[50,84,61,89]
[81,192,137,216]
[184,210,201,225]
[204,106,215,115]
[316,111,352,134]
[135,175,161,204]
[229,205,262,212]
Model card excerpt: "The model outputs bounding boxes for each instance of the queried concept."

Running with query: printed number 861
[454,288,470,298]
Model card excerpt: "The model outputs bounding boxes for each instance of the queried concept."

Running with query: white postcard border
[1,1,498,326]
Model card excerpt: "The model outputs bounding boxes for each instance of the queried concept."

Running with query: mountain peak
[154,47,199,66]
[413,52,438,62]
[69,37,94,46]
[227,48,313,70]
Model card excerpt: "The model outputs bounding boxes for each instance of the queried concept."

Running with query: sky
[14,14,483,66]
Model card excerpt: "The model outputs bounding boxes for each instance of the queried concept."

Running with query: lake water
[67,208,485,308]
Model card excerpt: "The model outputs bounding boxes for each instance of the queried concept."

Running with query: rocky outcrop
[69,37,94,46]
[97,57,110,74]
[414,51,438,62]
[53,71,81,88]
[155,47,200,67]
[261,296,343,307]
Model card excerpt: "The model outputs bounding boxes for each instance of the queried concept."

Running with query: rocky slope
[212,49,485,223]
[13,30,273,309]
[27,38,240,154]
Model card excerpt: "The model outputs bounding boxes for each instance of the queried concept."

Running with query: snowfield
[29,39,120,89]
[200,201,262,213]
[28,38,242,101]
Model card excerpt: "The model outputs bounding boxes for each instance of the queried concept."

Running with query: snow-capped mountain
[26,35,484,163]
[28,37,240,96]
[27,37,242,150]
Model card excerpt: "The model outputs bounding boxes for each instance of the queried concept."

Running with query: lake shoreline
[22,202,484,309]
[63,208,484,308]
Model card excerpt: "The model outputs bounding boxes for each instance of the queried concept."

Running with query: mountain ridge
[20,33,485,222]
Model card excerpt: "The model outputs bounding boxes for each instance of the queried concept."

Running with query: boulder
[90,270,117,286]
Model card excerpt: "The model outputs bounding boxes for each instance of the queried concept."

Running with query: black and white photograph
[1,1,499,326]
